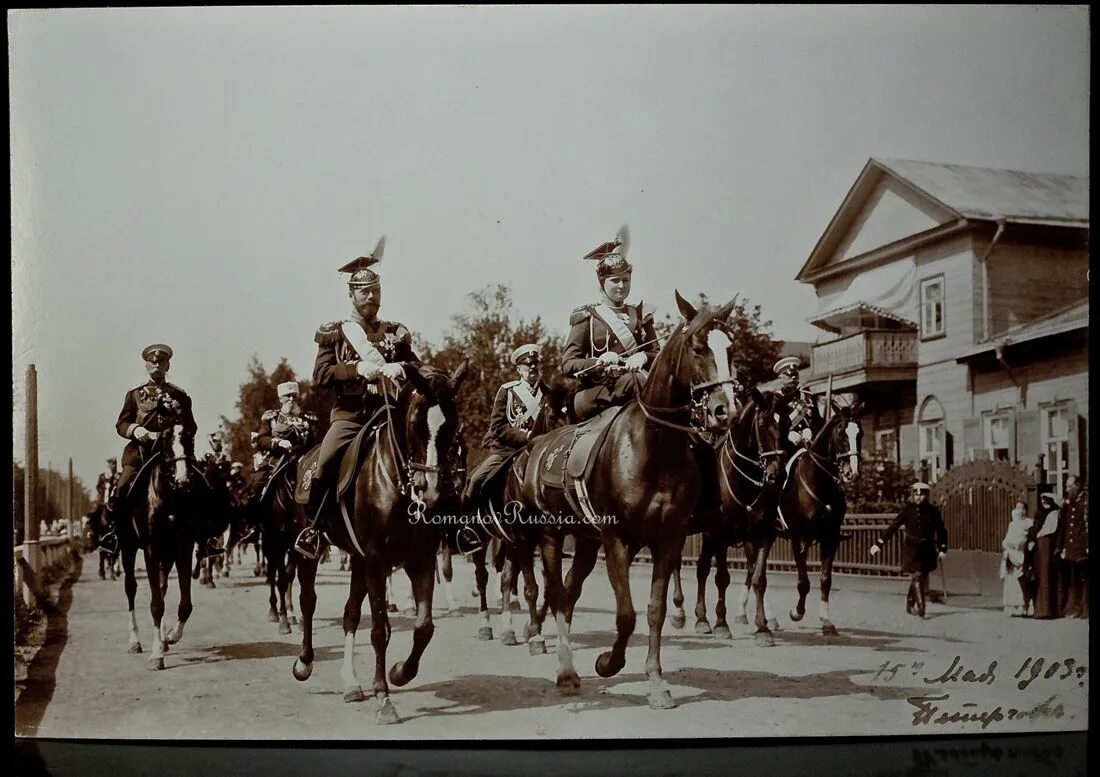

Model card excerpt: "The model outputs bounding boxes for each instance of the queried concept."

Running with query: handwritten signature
[906,693,1064,730]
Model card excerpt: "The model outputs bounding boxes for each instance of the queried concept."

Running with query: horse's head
[399,359,469,509]
[815,399,863,483]
[155,423,193,489]
[733,387,787,487]
[670,292,740,435]
[449,424,470,498]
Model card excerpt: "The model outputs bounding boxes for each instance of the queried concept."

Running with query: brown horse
[513,292,736,709]
[258,457,305,634]
[119,423,218,670]
[781,400,863,636]
[291,362,467,724]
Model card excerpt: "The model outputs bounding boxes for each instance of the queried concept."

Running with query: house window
[984,413,1012,462]
[919,422,945,482]
[920,276,945,339]
[1041,404,1072,497]
[876,429,897,462]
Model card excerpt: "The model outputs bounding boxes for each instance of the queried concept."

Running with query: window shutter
[944,429,954,470]
[899,424,918,468]
[963,418,982,460]
[1016,409,1041,471]
[1007,412,1017,463]
[1066,400,1081,478]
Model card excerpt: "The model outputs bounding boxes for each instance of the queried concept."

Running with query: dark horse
[513,293,735,708]
[86,505,121,580]
[119,423,221,670]
[291,362,467,724]
[780,400,863,636]
[258,455,306,634]
[466,375,574,648]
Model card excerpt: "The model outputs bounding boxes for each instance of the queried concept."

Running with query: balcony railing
[812,329,917,377]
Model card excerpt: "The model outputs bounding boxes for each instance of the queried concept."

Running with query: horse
[256,454,306,634]
[779,400,863,636]
[118,423,221,670]
[465,375,573,648]
[86,505,121,580]
[291,361,468,724]
[513,292,736,708]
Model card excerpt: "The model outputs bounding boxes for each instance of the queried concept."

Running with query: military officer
[870,482,948,618]
[245,381,318,505]
[96,457,119,510]
[295,237,421,559]
[773,356,818,449]
[100,344,223,559]
[462,344,550,507]
[561,225,659,421]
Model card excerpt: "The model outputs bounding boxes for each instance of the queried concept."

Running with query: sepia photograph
[11,5,1089,745]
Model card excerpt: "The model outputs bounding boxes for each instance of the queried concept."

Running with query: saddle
[294,405,390,505]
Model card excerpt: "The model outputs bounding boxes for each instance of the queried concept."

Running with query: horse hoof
[376,697,400,725]
[128,642,143,655]
[595,651,625,678]
[733,614,748,625]
[767,618,780,631]
[149,658,165,671]
[694,620,712,635]
[221,570,230,578]
[755,631,776,648]
[789,609,805,623]
[528,639,547,655]
[477,627,494,641]
[648,689,677,710]
[292,659,313,681]
[253,566,262,577]
[289,615,298,626]
[278,618,292,635]
[402,607,417,617]
[500,630,518,646]
[822,622,839,637]
[713,625,733,640]
[165,629,181,645]
[671,612,686,630]
[556,670,582,695]
[510,601,521,613]
[343,687,366,703]
[267,611,280,623]
[389,661,416,687]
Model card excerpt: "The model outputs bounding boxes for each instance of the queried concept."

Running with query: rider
[462,344,550,508]
[294,237,421,559]
[560,225,659,422]
[773,356,818,451]
[245,381,318,507]
[228,461,247,498]
[99,344,223,559]
[95,457,119,512]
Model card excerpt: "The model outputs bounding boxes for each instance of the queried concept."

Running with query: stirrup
[98,533,119,555]
[455,527,483,556]
[294,529,322,560]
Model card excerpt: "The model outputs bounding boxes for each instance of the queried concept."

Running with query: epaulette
[303,411,319,422]
[261,409,278,422]
[501,380,521,390]
[638,300,654,326]
[569,304,594,327]
[388,322,412,341]
[315,321,343,346]
[164,382,187,395]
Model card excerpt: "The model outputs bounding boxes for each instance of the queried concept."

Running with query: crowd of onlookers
[1000,475,1089,619]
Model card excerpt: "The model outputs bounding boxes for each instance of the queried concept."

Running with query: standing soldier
[773,356,818,450]
[245,381,318,507]
[561,225,659,422]
[1058,476,1088,619]
[462,344,550,507]
[295,237,420,559]
[869,482,948,617]
[99,344,223,559]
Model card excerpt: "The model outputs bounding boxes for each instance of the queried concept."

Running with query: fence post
[23,364,40,608]
[68,458,75,544]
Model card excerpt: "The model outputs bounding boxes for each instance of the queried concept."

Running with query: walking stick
[939,557,948,603]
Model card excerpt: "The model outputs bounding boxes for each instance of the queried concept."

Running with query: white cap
[277,381,299,398]
[773,356,801,374]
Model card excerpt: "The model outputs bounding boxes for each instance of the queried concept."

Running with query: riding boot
[906,579,917,615]
[294,485,329,560]
[913,574,927,618]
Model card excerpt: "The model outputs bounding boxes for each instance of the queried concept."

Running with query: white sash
[510,382,544,426]
[340,321,388,374]
[592,304,638,352]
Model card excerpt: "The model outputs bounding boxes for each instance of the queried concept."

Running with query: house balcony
[806,329,918,392]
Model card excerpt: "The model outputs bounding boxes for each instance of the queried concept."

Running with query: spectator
[1029,492,1062,619]
[1059,476,1088,619]
[1000,501,1031,616]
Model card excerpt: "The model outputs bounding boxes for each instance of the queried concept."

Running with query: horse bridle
[794,420,856,510]
[632,373,745,435]
[380,378,452,500]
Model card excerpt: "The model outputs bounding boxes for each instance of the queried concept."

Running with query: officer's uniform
[96,465,119,510]
[247,405,318,502]
[560,227,659,421]
[112,380,198,507]
[773,356,818,450]
[874,484,948,617]
[463,344,550,505]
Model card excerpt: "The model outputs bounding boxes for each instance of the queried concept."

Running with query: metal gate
[929,459,1038,552]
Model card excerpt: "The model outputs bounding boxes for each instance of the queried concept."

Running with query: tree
[219,356,332,473]
[420,284,568,465]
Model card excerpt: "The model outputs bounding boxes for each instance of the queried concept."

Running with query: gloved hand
[938,551,947,560]
[596,352,622,367]
[277,439,294,451]
[869,544,881,557]
[624,352,648,372]
[356,361,379,380]
[134,427,157,443]
[380,363,405,382]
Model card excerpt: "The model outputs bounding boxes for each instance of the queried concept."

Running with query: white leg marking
[341,632,359,690]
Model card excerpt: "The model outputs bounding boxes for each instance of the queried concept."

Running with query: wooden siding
[827,175,948,267]
[912,233,977,365]
[982,239,1089,337]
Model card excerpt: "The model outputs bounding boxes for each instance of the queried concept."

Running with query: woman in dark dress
[1029,492,1062,619]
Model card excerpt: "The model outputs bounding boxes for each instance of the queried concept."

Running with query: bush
[846,452,919,513]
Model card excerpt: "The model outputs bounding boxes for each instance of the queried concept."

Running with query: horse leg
[499,557,518,646]
[439,547,460,615]
[145,549,167,670]
[540,534,580,694]
[643,541,679,709]
[694,538,714,634]
[750,537,776,647]
[734,545,753,625]
[389,554,437,696]
[563,537,599,628]
[521,553,545,653]
[669,552,687,630]
[713,542,733,640]
[594,534,635,682]
[291,554,319,681]
[339,554,370,703]
[789,534,811,623]
[266,553,280,623]
[365,561,398,724]
[819,536,839,636]
[165,541,194,645]
[473,545,493,640]
[287,557,298,626]
[277,555,292,635]
[122,544,142,654]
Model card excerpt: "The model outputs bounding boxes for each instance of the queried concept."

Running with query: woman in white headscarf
[1000,502,1032,615]
[1031,492,1063,619]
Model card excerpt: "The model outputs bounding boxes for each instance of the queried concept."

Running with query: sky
[10,5,1090,488]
